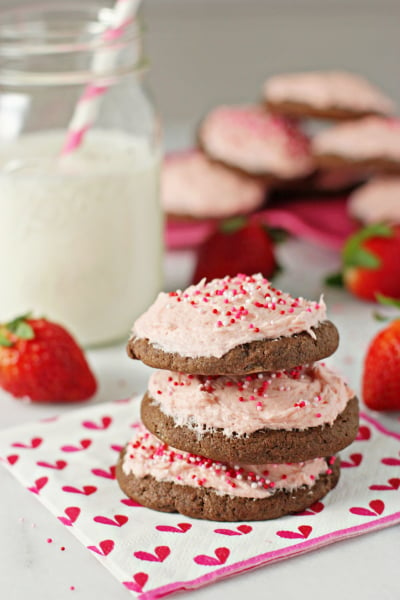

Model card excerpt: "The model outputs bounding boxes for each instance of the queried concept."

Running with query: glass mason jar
[0,3,162,346]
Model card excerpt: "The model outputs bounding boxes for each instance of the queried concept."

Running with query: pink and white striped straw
[61,0,142,156]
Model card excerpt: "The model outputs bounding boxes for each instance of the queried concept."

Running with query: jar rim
[0,2,141,56]
[0,2,146,86]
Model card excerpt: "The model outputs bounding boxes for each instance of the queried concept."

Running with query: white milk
[0,130,162,346]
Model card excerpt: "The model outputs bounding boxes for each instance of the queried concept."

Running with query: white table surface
[1,238,399,600]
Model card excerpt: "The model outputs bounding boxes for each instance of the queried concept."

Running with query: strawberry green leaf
[372,311,391,322]
[325,272,344,287]
[353,222,393,240]
[342,223,393,269]
[347,247,381,269]
[0,333,13,347]
[375,293,400,309]
[5,314,34,340]
[13,321,34,340]
[219,216,247,235]
[266,227,288,244]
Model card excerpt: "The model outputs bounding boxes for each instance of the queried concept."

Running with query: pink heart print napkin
[0,397,399,599]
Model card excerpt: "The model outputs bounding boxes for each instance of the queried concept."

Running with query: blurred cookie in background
[312,116,400,173]
[348,176,400,225]
[198,104,315,180]
[162,150,268,221]
[263,71,395,121]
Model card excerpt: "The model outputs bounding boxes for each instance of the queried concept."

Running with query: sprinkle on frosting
[199,105,314,178]
[132,274,327,358]
[122,423,331,499]
[147,363,354,436]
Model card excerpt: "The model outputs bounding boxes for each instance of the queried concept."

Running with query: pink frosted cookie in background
[116,422,340,521]
[312,116,400,173]
[348,176,400,224]
[263,70,395,121]
[198,105,315,180]
[162,150,267,220]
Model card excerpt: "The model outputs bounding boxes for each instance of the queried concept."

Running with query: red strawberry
[192,218,278,283]
[341,223,400,302]
[362,318,400,411]
[0,315,97,403]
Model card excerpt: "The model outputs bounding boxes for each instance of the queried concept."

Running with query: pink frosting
[162,150,267,219]
[313,117,400,162]
[348,176,400,224]
[264,71,395,115]
[122,423,333,499]
[132,274,327,359]
[199,105,314,178]
[147,364,354,436]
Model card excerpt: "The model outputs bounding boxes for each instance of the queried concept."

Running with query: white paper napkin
[1,397,399,599]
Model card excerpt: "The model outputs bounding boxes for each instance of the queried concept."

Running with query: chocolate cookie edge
[127,320,339,375]
[266,99,387,121]
[141,393,359,464]
[116,451,340,522]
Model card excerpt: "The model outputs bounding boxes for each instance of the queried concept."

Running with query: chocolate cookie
[263,71,395,121]
[269,167,364,199]
[127,320,339,375]
[266,100,381,122]
[312,116,400,175]
[129,274,338,375]
[116,441,340,522]
[141,392,358,464]
[162,150,267,221]
[314,154,400,176]
[197,104,314,180]
[348,176,400,225]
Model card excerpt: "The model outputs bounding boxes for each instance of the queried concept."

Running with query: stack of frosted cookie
[263,70,400,203]
[162,107,315,221]
[117,274,359,521]
[163,71,397,223]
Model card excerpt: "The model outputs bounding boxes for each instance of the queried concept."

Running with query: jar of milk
[0,3,162,346]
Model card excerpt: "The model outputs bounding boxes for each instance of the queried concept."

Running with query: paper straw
[61,0,142,156]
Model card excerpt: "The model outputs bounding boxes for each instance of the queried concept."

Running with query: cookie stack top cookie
[118,274,358,520]
[128,273,338,374]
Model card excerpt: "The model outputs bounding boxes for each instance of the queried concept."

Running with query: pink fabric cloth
[166,196,357,251]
